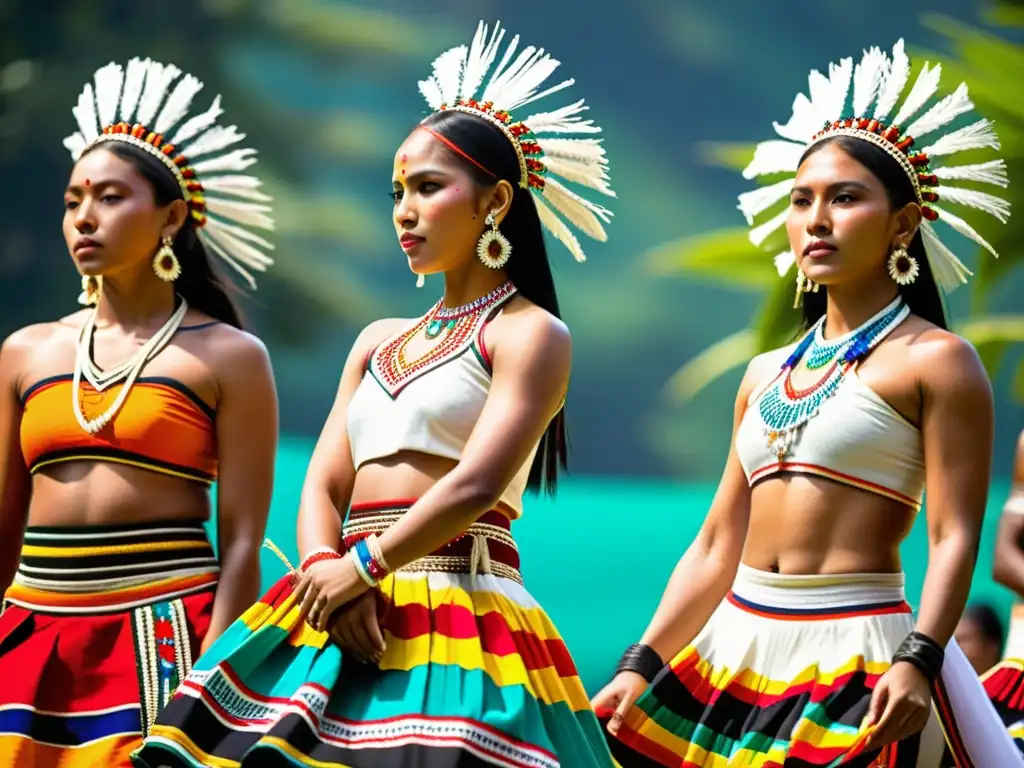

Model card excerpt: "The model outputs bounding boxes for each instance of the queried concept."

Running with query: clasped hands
[293,556,388,663]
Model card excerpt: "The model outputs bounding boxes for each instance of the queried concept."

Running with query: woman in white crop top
[132,21,621,768]
[594,41,1020,767]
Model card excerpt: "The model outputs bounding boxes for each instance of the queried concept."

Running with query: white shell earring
[887,245,919,285]
[476,212,511,269]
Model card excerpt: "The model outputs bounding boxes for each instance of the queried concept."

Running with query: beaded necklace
[756,295,908,460]
[372,281,517,397]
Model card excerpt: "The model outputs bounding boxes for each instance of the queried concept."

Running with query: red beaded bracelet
[300,548,342,573]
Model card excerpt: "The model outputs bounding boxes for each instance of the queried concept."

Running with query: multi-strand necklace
[757,295,908,460]
[73,297,189,434]
[373,281,516,396]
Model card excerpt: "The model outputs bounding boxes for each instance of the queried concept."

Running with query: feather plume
[184,125,246,158]
[891,62,941,128]
[920,221,973,292]
[852,46,886,117]
[742,140,804,179]
[205,198,274,230]
[119,58,149,124]
[155,74,203,135]
[920,119,1000,157]
[420,47,467,109]
[191,148,258,175]
[938,186,1011,223]
[200,230,259,289]
[63,133,87,158]
[874,39,910,120]
[540,178,611,241]
[772,93,821,144]
[774,250,796,276]
[136,62,181,127]
[537,137,606,162]
[737,178,792,225]
[93,62,124,128]
[542,157,613,195]
[818,57,853,126]
[932,204,1000,257]
[72,84,99,143]
[524,100,598,133]
[201,175,273,202]
[170,96,223,146]
[933,159,1008,187]
[534,196,586,262]
[203,218,275,250]
[460,21,504,101]
[905,82,973,139]
[748,207,788,247]
[203,219,274,266]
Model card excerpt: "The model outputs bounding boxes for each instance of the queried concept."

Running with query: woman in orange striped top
[0,58,278,767]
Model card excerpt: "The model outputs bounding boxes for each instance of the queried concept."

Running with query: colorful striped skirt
[601,565,1021,767]
[982,657,1024,757]
[131,499,617,767]
[0,519,218,768]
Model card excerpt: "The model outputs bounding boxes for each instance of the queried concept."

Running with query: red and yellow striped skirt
[0,519,218,768]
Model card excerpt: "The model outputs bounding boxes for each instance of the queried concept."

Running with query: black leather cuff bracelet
[892,630,945,683]
[615,643,664,683]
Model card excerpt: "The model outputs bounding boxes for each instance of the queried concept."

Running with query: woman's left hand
[862,661,933,751]
[293,556,369,632]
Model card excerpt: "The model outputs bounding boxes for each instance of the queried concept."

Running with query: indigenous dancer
[593,40,1020,766]
[132,20,618,768]
[0,58,278,766]
[982,430,1024,753]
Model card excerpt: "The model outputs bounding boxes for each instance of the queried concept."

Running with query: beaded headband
[63,58,275,290]
[417,21,615,264]
[739,39,1010,294]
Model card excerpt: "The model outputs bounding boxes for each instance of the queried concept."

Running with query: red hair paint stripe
[418,126,497,178]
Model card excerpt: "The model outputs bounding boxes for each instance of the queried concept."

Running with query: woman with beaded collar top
[132,20,619,768]
[593,40,1019,766]
[0,59,278,766]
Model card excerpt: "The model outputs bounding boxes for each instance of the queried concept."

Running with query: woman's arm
[992,431,1024,596]
[203,332,278,650]
[632,358,762,662]
[914,334,994,647]
[0,333,31,594]
[373,309,571,571]
[295,319,403,559]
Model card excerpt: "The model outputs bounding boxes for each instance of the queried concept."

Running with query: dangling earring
[78,275,101,306]
[793,269,819,308]
[476,212,511,269]
[415,273,425,288]
[887,244,919,285]
[153,236,181,282]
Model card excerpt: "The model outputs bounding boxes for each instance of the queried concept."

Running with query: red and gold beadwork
[810,117,937,218]
[370,283,517,397]
[438,99,546,190]
[95,123,208,227]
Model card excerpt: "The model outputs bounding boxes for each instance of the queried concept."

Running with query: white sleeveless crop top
[346,290,538,517]
[735,367,925,509]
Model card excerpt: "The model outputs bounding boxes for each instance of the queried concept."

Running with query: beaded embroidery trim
[756,297,908,461]
[132,598,193,736]
[370,284,517,397]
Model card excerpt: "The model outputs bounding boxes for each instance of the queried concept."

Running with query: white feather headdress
[739,39,1009,294]
[417,21,615,264]
[63,58,274,292]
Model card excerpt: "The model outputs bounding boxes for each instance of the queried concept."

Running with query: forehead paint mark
[401,169,406,175]
[84,179,91,186]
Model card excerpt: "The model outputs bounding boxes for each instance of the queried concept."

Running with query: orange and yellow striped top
[20,374,218,485]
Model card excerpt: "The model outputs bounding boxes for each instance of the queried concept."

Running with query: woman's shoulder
[494,295,570,342]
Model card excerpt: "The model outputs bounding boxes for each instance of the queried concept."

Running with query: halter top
[20,374,218,485]
[346,288,538,517]
[734,307,925,510]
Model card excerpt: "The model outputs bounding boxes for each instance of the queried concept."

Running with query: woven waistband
[6,519,219,613]
[343,499,521,584]
[729,563,907,615]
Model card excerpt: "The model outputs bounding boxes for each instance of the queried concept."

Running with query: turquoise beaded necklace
[757,295,908,460]
[424,281,516,339]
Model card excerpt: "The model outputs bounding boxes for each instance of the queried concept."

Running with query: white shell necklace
[73,297,189,434]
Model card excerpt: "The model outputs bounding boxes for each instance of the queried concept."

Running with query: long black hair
[81,142,245,328]
[419,109,567,494]
[797,136,948,331]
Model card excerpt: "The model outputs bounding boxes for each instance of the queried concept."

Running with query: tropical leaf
[645,227,781,289]
[665,329,757,404]
[986,3,1024,28]
[695,141,757,171]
